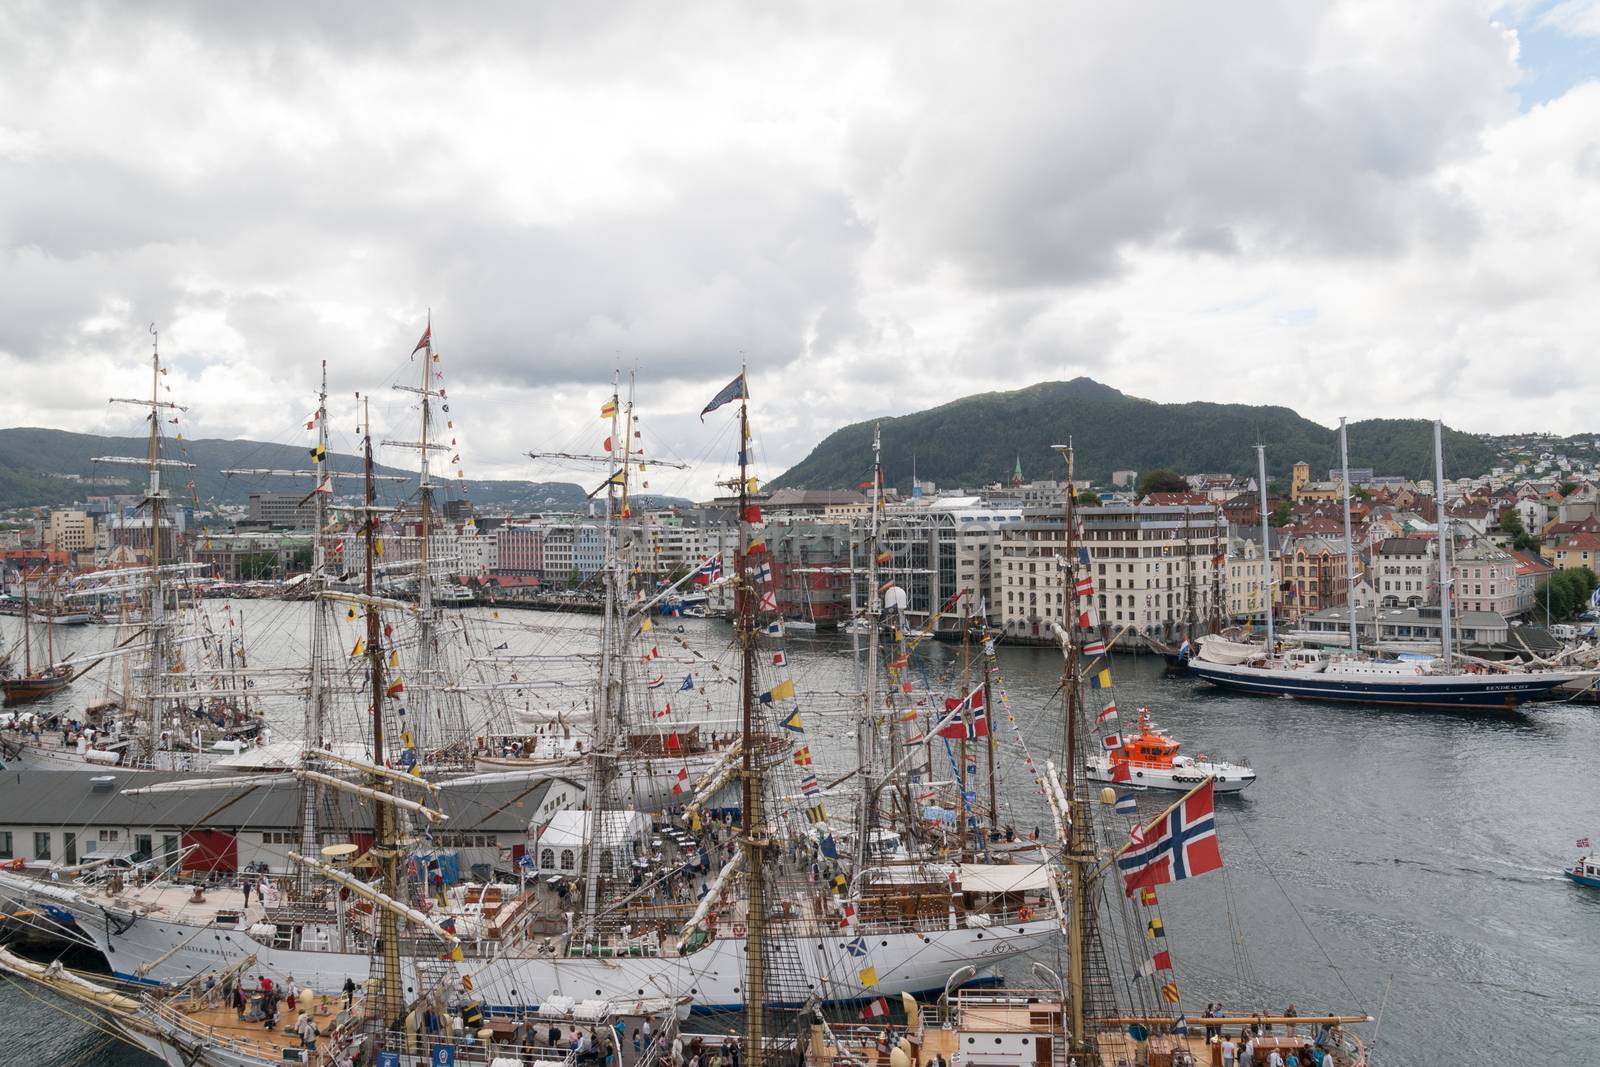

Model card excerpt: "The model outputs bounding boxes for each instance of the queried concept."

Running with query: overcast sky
[3,2,1598,499]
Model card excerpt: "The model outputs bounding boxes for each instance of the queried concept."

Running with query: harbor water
[2,605,1598,1064]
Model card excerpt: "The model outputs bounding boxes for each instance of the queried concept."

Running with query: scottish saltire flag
[1118,781,1223,897]
[845,936,868,957]
[700,372,749,420]
[1115,793,1137,815]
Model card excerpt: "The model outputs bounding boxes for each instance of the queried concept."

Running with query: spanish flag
[1090,668,1113,689]
[600,399,618,418]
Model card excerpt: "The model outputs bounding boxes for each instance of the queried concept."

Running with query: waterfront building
[1373,536,1436,608]
[996,503,1225,642]
[1450,540,1518,617]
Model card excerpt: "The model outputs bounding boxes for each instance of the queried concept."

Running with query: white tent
[536,810,651,876]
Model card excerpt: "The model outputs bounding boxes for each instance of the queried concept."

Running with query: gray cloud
[0,2,1595,494]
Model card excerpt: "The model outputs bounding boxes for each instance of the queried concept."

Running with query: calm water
[3,604,1598,1064]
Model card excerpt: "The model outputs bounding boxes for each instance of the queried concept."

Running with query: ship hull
[1188,660,1580,711]
[67,900,1052,1012]
[1085,758,1254,793]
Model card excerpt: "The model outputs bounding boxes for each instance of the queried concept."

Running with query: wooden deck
[167,988,363,1064]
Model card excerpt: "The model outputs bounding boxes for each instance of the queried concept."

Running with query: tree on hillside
[1076,490,1100,507]
[1496,507,1538,552]
[1559,481,1578,497]
[1270,500,1292,527]
[1535,567,1599,620]
[1137,469,1188,497]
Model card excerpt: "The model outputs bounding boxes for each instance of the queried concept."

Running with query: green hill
[770,379,1499,490]
[0,428,654,512]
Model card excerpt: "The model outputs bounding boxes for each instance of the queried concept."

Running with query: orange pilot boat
[1085,706,1255,794]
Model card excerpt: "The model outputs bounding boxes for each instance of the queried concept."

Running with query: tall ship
[770,442,1375,1067]
[0,363,1058,1016]
[1189,425,1592,711]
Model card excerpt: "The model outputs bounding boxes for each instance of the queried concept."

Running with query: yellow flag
[600,399,618,418]
[374,539,384,557]
[346,608,357,621]
[859,966,878,988]
[389,649,400,668]
[450,945,465,962]
[689,810,702,832]
[641,618,654,633]
[766,678,796,703]
[350,639,365,657]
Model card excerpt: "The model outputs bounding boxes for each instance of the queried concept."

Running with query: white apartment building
[1225,536,1272,621]
[997,504,1226,641]
[1451,540,1518,617]
[1373,537,1436,608]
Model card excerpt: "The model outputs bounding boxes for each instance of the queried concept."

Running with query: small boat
[1085,705,1255,794]
[1567,848,1600,889]
[2,664,75,705]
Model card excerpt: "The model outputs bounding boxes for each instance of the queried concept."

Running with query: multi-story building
[246,493,317,530]
[1545,531,1600,575]
[996,504,1225,642]
[46,510,95,554]
[1373,537,1435,608]
[845,501,1022,634]
[1281,536,1349,620]
[494,524,543,576]
[1450,540,1518,617]
[1224,535,1272,622]
[1511,549,1554,616]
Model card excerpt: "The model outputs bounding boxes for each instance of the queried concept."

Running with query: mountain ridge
[0,427,685,513]
[771,378,1503,490]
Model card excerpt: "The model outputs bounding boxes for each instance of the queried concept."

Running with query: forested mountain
[0,427,606,511]
[771,379,1500,490]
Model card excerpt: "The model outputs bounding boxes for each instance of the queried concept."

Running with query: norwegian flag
[861,997,890,1020]
[1118,781,1223,897]
[691,557,722,585]
[671,767,690,796]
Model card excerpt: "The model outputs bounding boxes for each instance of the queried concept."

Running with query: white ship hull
[1084,757,1255,793]
[75,901,1053,1012]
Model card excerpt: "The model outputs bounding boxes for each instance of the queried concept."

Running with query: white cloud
[0,1,1595,496]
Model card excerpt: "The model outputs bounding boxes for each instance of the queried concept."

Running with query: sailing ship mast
[1054,441,1092,1052]
[1255,445,1275,651]
[855,426,884,874]
[97,327,194,756]
[580,371,626,932]
[1339,417,1359,653]
[361,397,406,1031]
[384,320,446,749]
[1433,419,1454,667]
[732,372,771,1067]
